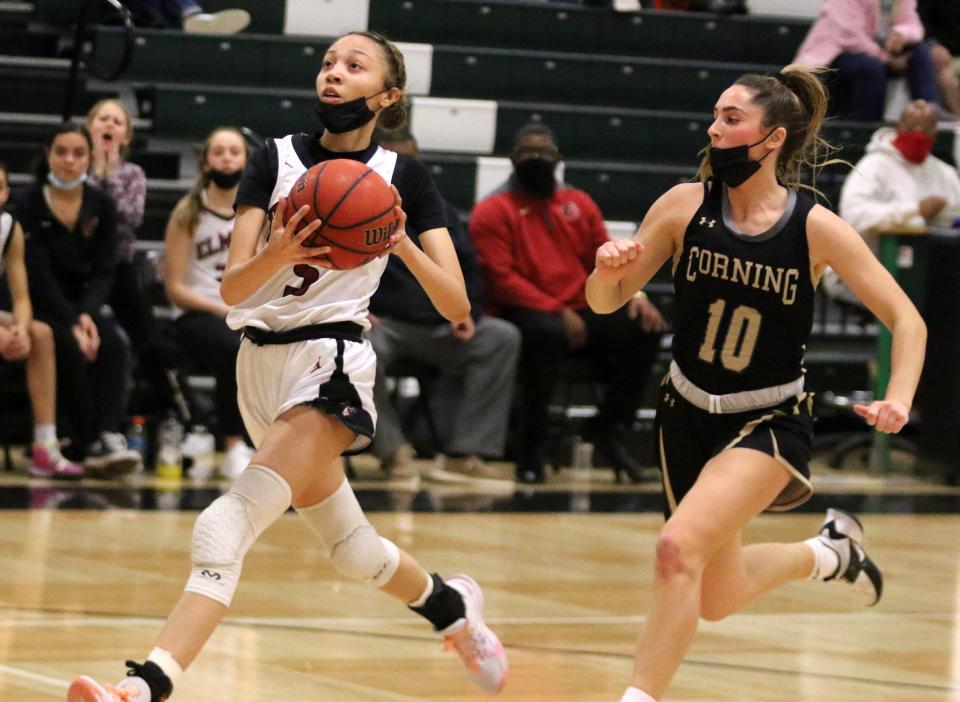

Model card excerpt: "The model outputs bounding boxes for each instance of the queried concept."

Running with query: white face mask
[47,171,88,190]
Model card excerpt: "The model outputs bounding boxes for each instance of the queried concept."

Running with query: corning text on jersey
[685,245,799,305]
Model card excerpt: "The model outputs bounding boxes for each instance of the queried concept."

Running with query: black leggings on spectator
[49,314,131,450]
[174,311,244,437]
[110,258,153,354]
[505,305,661,463]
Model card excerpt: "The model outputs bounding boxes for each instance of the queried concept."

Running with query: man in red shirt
[470,123,666,483]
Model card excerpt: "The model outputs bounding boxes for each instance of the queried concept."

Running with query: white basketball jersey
[185,201,234,305]
[0,212,13,275]
[227,135,399,332]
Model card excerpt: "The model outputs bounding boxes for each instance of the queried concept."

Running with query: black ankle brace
[408,573,466,631]
[125,660,173,701]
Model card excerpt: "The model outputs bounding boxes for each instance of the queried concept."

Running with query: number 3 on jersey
[698,298,762,372]
[283,264,319,297]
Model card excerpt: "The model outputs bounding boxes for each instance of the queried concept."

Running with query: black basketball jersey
[671,180,816,395]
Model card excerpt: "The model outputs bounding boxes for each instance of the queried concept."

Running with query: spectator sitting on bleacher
[794,0,940,122]
[0,162,83,479]
[124,0,249,35]
[919,0,960,117]
[163,127,254,479]
[470,123,666,484]
[826,99,960,303]
[86,99,151,354]
[368,127,520,486]
[12,123,141,478]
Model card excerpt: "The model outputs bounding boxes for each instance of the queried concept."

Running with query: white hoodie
[825,127,960,304]
[839,126,960,253]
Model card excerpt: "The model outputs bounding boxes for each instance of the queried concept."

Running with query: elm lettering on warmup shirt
[187,199,235,304]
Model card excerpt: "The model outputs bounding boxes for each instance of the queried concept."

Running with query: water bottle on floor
[156,415,184,481]
[572,438,594,482]
[125,415,148,473]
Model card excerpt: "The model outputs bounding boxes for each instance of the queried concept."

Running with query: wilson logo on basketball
[364,220,396,247]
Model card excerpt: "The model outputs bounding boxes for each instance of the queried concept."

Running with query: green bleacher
[97,27,774,113]
[35,0,960,239]
[367,0,809,65]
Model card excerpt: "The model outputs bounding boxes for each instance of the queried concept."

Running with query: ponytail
[697,64,842,193]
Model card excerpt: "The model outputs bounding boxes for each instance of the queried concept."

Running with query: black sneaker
[816,508,883,606]
[84,432,142,479]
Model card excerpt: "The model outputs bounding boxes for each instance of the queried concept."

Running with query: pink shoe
[29,443,84,480]
[442,574,509,695]
[67,676,140,702]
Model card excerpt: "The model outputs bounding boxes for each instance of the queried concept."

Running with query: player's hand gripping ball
[280,159,398,269]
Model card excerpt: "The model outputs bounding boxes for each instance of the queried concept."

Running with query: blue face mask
[47,171,88,190]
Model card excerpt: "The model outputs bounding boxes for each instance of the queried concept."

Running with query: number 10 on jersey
[698,298,762,372]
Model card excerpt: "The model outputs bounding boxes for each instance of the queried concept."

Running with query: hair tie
[773,72,791,87]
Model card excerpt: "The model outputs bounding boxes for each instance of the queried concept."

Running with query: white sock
[407,572,434,608]
[148,647,184,687]
[620,687,657,702]
[804,537,840,580]
[34,424,56,446]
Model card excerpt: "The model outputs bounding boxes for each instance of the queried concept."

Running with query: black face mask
[514,157,558,198]
[708,129,776,188]
[314,90,386,134]
[208,168,243,189]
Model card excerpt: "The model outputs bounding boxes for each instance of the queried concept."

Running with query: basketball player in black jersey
[586,66,926,702]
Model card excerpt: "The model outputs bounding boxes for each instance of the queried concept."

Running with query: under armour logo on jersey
[699,217,716,228]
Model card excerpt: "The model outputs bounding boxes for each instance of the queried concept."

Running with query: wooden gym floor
[0,453,958,701]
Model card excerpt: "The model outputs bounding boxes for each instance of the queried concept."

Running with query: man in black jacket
[368,128,520,486]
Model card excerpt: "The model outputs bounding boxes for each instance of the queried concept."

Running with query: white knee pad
[295,478,400,587]
[185,464,292,606]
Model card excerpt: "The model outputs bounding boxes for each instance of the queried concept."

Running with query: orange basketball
[281,159,397,270]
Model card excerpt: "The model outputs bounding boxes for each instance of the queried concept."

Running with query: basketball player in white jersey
[68,31,508,701]
[163,127,255,479]
[0,161,82,478]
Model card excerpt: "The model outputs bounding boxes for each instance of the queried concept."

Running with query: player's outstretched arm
[808,205,927,433]
[586,183,700,314]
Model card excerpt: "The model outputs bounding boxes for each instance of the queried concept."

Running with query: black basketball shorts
[654,376,815,519]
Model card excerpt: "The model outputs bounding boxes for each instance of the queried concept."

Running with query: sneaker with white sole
[425,455,514,487]
[182,9,250,35]
[442,574,509,695]
[84,433,142,479]
[68,660,171,702]
[219,441,254,480]
[816,508,883,606]
[29,442,84,480]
